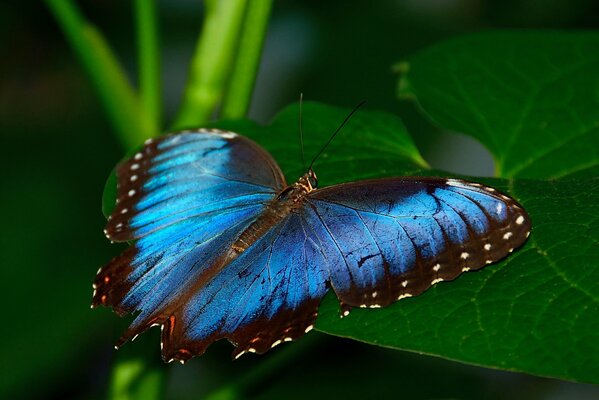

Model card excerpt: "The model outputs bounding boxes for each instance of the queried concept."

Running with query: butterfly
[92,127,531,363]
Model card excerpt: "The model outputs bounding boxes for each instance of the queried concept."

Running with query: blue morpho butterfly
[92,106,531,364]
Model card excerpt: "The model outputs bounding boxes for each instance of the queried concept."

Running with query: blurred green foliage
[2,0,599,399]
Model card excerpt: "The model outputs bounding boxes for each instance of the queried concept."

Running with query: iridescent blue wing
[92,129,286,338]
[304,177,531,310]
[159,212,329,362]
[157,177,529,363]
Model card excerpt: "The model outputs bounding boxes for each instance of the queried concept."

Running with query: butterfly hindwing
[159,213,328,362]
[306,177,531,309]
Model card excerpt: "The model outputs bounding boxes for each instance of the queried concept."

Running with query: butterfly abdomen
[231,182,311,255]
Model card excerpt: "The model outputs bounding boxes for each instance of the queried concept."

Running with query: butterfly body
[231,171,316,255]
[93,129,531,363]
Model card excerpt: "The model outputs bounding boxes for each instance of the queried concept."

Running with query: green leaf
[101,102,598,384]
[397,31,599,179]
[216,102,430,183]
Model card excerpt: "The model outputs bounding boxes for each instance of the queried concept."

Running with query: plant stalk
[221,0,274,119]
[172,0,248,129]
[45,0,157,150]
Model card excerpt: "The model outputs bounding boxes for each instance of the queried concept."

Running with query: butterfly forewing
[92,129,286,329]
[306,177,531,309]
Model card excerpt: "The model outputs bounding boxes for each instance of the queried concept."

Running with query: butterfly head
[276,169,318,203]
[299,168,318,191]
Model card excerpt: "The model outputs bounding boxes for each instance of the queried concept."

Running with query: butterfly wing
[94,133,530,363]
[92,129,286,338]
[159,177,529,362]
[159,212,329,362]
[304,177,531,309]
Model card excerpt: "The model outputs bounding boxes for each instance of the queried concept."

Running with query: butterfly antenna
[299,93,306,170]
[308,100,366,169]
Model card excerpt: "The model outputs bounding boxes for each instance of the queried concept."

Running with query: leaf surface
[397,31,599,179]
[102,102,599,383]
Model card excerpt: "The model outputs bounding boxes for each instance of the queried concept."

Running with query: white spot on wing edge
[503,232,513,240]
[460,252,469,259]
[304,325,314,333]
[397,293,413,300]
[445,178,463,187]
[234,350,246,360]
[431,278,444,285]
[433,264,441,272]
[134,152,143,160]
[516,216,525,225]
[271,340,282,348]
[484,243,491,251]
[219,131,237,139]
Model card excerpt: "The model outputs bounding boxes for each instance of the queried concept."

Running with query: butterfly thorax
[229,171,317,256]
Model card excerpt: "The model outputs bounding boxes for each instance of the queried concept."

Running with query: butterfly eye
[308,176,318,188]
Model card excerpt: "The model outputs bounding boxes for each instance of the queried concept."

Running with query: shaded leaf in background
[397,31,599,179]
[102,102,598,384]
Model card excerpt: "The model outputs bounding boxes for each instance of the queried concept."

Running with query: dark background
[2,1,599,398]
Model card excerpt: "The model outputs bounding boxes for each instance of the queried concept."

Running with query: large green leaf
[102,102,598,384]
[397,31,599,179]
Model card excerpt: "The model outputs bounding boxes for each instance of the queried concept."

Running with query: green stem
[172,0,247,129]
[108,358,164,400]
[45,0,157,150]
[221,0,274,119]
[135,0,161,129]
